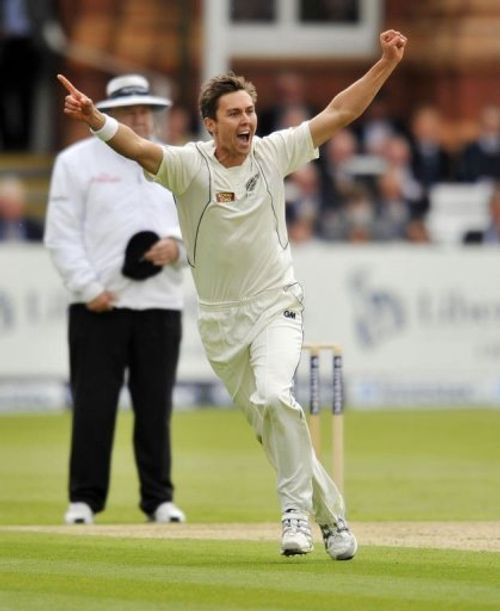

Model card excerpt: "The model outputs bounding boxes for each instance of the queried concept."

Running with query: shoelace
[320,518,349,540]
[282,514,311,536]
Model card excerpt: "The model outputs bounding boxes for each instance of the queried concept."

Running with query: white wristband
[90,115,119,142]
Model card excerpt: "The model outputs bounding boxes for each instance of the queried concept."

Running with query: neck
[214,147,248,168]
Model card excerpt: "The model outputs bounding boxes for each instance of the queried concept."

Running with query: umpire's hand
[87,291,116,312]
[143,238,180,266]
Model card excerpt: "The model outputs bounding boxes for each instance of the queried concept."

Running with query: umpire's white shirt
[45,137,184,310]
[153,121,318,304]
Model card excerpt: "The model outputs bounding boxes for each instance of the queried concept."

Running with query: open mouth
[237,131,251,144]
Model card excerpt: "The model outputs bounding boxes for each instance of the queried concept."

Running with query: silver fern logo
[245,173,259,193]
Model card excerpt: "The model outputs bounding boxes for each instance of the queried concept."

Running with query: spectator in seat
[458,105,500,184]
[285,163,321,243]
[0,175,43,241]
[373,168,411,241]
[323,184,376,243]
[318,128,359,211]
[409,105,455,190]
[354,92,407,156]
[380,134,428,216]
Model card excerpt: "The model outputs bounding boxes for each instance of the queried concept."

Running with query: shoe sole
[329,540,358,561]
[281,542,314,556]
[335,550,356,560]
[281,548,312,556]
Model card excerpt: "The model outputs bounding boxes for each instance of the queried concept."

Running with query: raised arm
[309,30,407,148]
[57,74,164,175]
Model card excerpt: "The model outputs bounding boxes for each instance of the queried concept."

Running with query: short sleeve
[152,143,201,196]
[257,122,319,177]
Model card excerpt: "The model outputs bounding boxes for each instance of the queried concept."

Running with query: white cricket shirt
[154,121,318,304]
[45,137,185,310]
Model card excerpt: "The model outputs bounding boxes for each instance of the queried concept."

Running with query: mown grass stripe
[1,536,499,611]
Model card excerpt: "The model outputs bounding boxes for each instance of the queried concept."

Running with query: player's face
[111,105,156,139]
[206,90,257,167]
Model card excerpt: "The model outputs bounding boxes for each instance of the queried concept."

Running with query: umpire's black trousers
[68,305,181,516]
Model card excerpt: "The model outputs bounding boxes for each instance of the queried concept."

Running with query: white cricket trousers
[198,284,345,524]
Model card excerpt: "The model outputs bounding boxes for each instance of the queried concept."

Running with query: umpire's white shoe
[150,502,186,523]
[280,510,313,556]
[64,502,94,525]
[320,518,358,560]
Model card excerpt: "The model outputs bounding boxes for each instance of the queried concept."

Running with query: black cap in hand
[122,231,162,280]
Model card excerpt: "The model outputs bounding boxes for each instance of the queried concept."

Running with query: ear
[204,116,215,135]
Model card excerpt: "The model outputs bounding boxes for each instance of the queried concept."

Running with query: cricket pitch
[2,522,499,552]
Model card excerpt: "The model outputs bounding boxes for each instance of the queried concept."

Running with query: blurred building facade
[1,0,499,236]
[52,0,500,147]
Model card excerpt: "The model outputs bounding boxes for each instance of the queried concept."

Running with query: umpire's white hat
[96,74,172,110]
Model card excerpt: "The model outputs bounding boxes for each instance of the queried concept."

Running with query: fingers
[143,242,159,259]
[57,73,79,95]
[395,32,407,46]
[381,30,407,46]
[86,291,116,312]
[381,29,402,39]
[145,240,169,257]
[143,247,167,265]
[57,74,95,118]
[144,240,178,265]
[380,30,407,56]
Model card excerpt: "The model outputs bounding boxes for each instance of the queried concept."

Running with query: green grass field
[1,407,500,610]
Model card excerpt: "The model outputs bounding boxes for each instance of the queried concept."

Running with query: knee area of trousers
[258,387,290,411]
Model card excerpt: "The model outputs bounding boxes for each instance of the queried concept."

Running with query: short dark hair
[198,72,257,120]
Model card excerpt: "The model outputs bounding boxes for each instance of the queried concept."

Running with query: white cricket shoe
[150,502,186,523]
[280,510,313,556]
[64,502,94,525]
[320,517,358,560]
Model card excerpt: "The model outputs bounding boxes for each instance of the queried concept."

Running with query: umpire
[45,74,186,524]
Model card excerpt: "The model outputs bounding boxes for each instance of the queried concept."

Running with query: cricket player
[57,29,407,559]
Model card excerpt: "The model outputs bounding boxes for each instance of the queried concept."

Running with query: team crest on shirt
[216,191,235,203]
[245,173,259,193]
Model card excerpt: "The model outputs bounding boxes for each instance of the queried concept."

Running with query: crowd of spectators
[0,46,498,248]
[255,73,499,245]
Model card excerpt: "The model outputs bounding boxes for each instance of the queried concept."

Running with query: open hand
[380,30,407,63]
